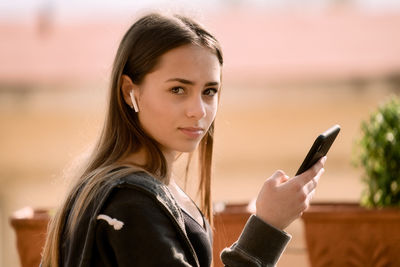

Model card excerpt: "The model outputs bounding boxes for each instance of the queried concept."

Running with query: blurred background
[1,0,400,266]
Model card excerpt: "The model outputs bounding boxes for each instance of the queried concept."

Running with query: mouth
[178,127,205,139]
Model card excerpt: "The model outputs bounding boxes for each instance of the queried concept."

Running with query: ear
[121,74,139,108]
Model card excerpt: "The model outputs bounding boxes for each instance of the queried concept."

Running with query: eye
[171,87,185,95]
[203,88,218,97]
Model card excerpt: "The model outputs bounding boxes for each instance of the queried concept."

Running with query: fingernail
[322,156,327,164]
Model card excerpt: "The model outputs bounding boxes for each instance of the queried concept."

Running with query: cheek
[207,102,218,122]
[138,94,177,133]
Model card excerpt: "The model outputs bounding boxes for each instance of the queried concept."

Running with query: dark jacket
[60,171,291,267]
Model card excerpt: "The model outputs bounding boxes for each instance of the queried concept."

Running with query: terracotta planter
[10,207,50,267]
[212,203,252,267]
[302,202,400,267]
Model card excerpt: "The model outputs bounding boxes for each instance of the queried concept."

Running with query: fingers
[284,159,326,214]
[294,156,327,186]
[283,175,290,182]
[257,165,325,230]
[257,159,327,229]
[268,170,289,186]
[303,168,324,195]
[271,170,286,179]
[297,167,324,214]
[308,188,316,203]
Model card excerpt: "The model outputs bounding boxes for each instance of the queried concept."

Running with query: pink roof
[210,9,400,83]
[1,9,400,84]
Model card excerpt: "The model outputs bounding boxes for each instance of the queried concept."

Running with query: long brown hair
[41,12,223,267]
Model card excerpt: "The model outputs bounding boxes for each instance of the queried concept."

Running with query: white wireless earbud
[129,90,139,113]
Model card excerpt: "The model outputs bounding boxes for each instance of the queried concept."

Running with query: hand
[255,156,326,230]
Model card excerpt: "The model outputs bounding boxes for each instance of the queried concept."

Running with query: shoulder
[96,176,178,239]
[102,170,168,206]
[94,185,197,266]
[103,171,169,211]
[99,171,185,230]
[98,186,167,227]
[113,171,166,195]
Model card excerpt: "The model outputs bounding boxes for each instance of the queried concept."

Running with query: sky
[1,0,400,22]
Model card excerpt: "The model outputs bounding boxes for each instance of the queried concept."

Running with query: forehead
[149,44,221,83]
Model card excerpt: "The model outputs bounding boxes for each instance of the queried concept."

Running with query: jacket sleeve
[220,215,291,267]
[94,187,195,267]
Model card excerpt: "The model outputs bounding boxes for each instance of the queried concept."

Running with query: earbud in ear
[129,90,139,113]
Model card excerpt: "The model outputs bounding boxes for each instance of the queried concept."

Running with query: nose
[186,95,206,119]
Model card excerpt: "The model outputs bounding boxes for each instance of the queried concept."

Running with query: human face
[136,44,221,155]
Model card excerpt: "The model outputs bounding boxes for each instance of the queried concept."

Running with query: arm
[221,157,326,266]
[221,215,290,267]
[94,187,195,267]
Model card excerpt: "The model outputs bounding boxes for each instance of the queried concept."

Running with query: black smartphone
[295,124,341,176]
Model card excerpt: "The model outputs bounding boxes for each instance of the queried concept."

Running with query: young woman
[41,12,325,267]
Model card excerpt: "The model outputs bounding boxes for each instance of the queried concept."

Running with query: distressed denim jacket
[59,171,291,267]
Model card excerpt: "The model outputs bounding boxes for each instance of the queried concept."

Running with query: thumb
[269,170,289,186]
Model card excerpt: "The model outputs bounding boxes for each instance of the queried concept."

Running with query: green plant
[356,96,400,208]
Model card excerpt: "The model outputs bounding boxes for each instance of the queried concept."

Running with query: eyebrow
[166,78,219,87]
